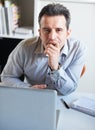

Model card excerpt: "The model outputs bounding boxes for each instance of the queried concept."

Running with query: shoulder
[10,36,41,56]
[67,37,86,51]
[14,36,41,51]
[20,36,40,47]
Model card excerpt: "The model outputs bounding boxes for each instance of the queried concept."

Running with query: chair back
[80,65,86,77]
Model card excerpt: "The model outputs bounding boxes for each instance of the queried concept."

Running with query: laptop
[0,85,57,130]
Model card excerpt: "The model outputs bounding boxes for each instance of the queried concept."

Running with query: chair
[80,65,86,77]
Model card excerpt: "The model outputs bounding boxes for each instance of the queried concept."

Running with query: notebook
[0,85,57,130]
[70,96,95,117]
[61,93,95,117]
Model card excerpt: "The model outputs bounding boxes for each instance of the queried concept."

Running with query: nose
[48,30,57,40]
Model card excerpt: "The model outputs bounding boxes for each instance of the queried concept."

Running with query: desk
[56,93,95,130]
[0,83,95,130]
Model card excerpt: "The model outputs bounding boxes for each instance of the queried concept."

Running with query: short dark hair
[38,3,71,30]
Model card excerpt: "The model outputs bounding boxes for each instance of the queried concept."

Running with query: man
[1,3,86,95]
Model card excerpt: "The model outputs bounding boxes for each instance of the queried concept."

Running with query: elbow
[56,82,77,96]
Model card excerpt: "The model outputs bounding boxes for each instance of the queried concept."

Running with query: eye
[56,28,63,32]
[43,28,51,34]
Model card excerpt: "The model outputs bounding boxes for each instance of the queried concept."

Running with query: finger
[49,40,60,48]
[38,85,47,89]
[32,84,47,89]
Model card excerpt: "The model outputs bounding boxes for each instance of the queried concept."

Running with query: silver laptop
[0,86,57,130]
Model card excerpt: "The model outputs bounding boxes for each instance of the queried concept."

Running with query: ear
[67,28,71,39]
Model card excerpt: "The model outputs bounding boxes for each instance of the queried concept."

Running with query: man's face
[39,15,71,50]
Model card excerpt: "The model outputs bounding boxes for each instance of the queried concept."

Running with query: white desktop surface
[56,93,95,130]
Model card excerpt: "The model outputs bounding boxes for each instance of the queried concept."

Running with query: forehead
[40,15,66,27]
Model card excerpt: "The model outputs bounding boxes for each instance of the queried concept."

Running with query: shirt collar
[61,40,68,56]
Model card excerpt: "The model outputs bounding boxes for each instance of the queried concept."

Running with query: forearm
[45,67,79,95]
[1,74,31,88]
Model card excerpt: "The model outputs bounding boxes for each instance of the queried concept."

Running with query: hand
[31,84,47,89]
[44,41,60,70]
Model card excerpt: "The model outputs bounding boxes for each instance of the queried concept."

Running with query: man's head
[38,3,71,50]
[38,3,71,30]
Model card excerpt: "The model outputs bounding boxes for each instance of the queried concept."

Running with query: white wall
[34,0,95,93]
[60,2,95,93]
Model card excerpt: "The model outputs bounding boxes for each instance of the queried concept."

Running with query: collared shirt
[1,36,86,95]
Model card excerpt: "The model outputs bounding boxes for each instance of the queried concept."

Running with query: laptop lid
[0,86,57,130]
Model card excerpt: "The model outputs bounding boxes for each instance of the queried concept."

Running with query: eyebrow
[42,27,51,29]
[42,27,64,30]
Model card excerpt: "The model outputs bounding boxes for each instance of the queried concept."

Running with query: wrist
[49,63,61,71]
